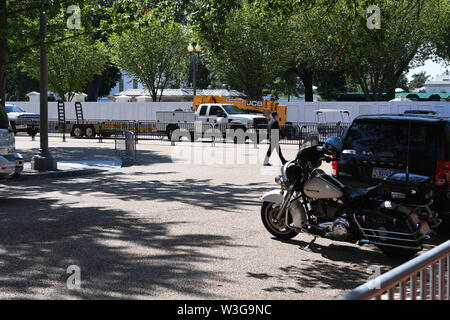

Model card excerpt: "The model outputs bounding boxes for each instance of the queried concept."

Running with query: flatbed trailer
[55,102,158,137]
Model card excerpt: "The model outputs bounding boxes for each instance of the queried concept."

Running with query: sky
[406,59,449,81]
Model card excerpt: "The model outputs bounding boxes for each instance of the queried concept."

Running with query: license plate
[372,167,395,179]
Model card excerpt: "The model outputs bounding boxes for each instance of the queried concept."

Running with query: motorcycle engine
[331,217,350,241]
[311,200,340,220]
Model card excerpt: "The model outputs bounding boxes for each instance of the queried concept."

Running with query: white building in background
[109,88,247,102]
[425,70,450,93]
[109,74,145,97]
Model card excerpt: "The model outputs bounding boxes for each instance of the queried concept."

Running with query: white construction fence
[7,101,449,123]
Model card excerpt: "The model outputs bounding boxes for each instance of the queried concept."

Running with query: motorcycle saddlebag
[378,173,434,205]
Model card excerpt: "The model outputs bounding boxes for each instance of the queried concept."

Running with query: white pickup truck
[156,104,268,140]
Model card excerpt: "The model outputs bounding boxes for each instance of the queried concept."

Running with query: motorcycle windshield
[299,133,319,151]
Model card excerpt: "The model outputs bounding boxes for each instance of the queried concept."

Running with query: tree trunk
[299,68,313,102]
[86,75,101,101]
[0,0,8,108]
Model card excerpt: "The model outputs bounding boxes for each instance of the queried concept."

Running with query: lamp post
[31,0,57,171]
[188,44,201,97]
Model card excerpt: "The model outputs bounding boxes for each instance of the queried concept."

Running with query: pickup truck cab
[6,104,40,136]
[195,104,268,129]
[156,104,268,141]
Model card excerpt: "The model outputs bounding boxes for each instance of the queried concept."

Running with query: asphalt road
[0,136,445,299]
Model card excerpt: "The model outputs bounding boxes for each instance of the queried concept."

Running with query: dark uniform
[264,117,287,165]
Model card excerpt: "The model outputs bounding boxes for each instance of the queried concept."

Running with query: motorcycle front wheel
[261,201,299,239]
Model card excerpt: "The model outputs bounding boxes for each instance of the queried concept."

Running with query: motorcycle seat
[343,185,378,202]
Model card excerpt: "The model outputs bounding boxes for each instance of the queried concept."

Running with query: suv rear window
[0,105,8,129]
[344,120,441,161]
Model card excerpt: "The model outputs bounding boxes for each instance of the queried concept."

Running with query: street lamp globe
[195,44,201,52]
[187,44,194,52]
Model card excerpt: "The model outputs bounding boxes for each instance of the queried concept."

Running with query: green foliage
[5,64,39,101]
[97,64,122,97]
[194,0,293,99]
[319,0,444,100]
[431,1,450,63]
[109,10,188,101]
[20,36,109,101]
[409,71,430,90]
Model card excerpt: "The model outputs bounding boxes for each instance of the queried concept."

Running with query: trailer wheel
[72,125,84,138]
[85,125,96,138]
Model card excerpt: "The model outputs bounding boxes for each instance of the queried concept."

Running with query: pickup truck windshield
[5,105,24,113]
[222,105,246,115]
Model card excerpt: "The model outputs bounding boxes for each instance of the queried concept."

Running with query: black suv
[334,114,449,221]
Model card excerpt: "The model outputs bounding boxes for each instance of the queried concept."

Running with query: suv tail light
[435,160,449,186]
[331,158,338,177]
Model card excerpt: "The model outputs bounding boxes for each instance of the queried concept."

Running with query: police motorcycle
[259,135,441,257]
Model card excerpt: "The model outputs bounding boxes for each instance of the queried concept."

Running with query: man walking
[263,111,287,166]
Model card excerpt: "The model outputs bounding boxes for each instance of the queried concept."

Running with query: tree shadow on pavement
[5,171,270,212]
[0,197,239,299]
[245,238,412,296]
[15,146,173,167]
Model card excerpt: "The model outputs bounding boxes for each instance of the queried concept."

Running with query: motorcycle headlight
[282,161,302,184]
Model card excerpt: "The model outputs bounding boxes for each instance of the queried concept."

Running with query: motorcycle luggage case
[378,173,433,205]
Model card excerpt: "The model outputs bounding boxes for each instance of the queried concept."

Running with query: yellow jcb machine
[193,95,288,126]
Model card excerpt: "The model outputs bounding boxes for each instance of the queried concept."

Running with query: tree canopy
[21,36,109,101]
[109,10,189,101]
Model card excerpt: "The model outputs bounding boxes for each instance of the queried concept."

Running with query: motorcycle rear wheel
[261,201,299,239]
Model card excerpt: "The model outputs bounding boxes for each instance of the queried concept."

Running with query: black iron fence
[18,119,350,146]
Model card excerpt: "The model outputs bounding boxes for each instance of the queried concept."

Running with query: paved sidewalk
[10,136,122,181]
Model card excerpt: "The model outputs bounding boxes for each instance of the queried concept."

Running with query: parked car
[334,114,449,223]
[0,106,23,179]
[6,104,40,136]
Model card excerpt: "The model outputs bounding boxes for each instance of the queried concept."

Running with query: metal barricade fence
[21,120,350,146]
[338,240,450,300]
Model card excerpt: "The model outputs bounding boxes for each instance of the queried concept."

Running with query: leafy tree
[21,36,109,101]
[264,68,305,101]
[314,69,348,101]
[110,10,189,101]
[194,0,293,99]
[322,0,444,101]
[409,71,430,90]
[5,64,39,101]
[431,1,450,63]
[0,0,147,109]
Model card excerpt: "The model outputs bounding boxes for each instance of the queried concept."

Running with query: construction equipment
[193,95,288,126]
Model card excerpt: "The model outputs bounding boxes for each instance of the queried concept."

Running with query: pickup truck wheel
[27,129,39,136]
[166,125,179,141]
[231,126,246,144]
